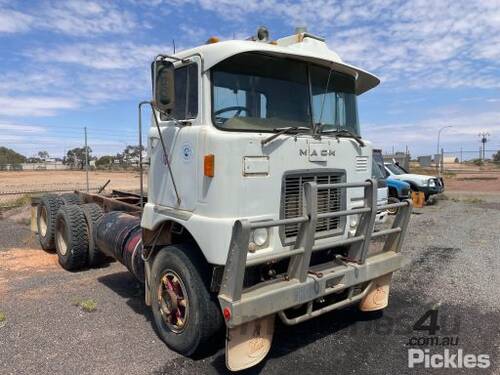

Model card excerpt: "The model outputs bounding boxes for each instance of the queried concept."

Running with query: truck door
[148,57,201,211]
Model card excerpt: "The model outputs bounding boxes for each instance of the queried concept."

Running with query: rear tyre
[37,194,64,251]
[55,205,88,271]
[387,197,400,215]
[151,244,223,356]
[80,203,105,267]
[60,193,82,205]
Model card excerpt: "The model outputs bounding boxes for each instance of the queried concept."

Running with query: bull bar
[218,179,413,328]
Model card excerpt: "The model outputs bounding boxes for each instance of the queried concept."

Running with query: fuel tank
[94,211,144,282]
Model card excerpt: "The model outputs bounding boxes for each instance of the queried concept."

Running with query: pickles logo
[409,349,490,369]
[407,308,490,369]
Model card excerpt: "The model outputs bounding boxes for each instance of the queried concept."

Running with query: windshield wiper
[321,128,365,147]
[261,126,310,145]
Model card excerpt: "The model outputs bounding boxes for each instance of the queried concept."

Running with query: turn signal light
[204,154,215,177]
[223,307,231,321]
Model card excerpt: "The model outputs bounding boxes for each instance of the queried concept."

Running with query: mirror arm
[155,54,190,64]
[148,101,182,206]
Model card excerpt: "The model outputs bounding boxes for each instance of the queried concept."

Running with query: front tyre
[150,244,223,356]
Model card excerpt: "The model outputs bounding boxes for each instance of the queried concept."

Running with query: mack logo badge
[300,144,335,162]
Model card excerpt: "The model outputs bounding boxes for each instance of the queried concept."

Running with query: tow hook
[308,270,323,278]
[335,255,361,266]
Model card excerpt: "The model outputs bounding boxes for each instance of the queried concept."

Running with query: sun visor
[192,42,380,95]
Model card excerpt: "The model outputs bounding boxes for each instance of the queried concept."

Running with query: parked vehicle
[32,27,412,371]
[386,178,411,214]
[372,149,408,214]
[384,162,444,200]
[372,159,388,223]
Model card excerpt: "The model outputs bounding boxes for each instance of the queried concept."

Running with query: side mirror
[153,60,175,114]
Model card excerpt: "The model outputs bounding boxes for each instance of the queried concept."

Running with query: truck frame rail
[218,178,412,327]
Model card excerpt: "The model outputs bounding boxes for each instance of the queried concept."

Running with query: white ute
[33,27,412,371]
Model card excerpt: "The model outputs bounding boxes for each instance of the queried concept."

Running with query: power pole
[84,126,89,192]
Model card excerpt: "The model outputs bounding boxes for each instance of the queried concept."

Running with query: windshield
[211,53,359,134]
[386,163,406,175]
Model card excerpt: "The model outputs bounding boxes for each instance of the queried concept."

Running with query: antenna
[172,39,176,54]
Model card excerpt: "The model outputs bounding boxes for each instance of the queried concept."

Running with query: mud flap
[226,314,275,371]
[359,273,392,312]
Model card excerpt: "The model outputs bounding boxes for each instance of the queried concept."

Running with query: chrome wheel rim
[157,270,189,334]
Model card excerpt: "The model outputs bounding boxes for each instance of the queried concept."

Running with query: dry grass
[73,298,97,313]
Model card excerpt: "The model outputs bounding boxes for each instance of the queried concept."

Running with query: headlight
[350,215,359,228]
[428,179,435,187]
[252,228,269,247]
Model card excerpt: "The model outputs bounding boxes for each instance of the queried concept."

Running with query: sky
[0,0,499,159]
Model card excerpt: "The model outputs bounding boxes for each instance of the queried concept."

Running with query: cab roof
[174,33,380,95]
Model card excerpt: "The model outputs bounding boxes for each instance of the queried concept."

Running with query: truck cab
[144,33,379,263]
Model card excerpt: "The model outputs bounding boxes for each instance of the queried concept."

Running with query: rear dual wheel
[37,194,65,251]
[80,203,105,266]
[55,204,88,270]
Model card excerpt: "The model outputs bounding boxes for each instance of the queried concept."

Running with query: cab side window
[172,64,198,120]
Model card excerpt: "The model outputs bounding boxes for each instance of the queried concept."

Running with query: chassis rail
[218,178,412,327]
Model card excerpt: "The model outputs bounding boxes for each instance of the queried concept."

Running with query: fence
[0,184,103,212]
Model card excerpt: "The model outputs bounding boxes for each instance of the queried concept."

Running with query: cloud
[0,1,136,36]
[0,96,79,116]
[364,110,500,154]
[0,8,33,33]
[38,0,137,36]
[0,123,47,133]
[27,42,171,70]
[148,0,500,90]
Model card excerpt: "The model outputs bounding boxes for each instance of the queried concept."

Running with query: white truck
[33,28,412,371]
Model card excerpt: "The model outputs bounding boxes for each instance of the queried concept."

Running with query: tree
[37,150,49,160]
[0,146,26,164]
[122,145,143,163]
[95,155,114,168]
[493,150,500,162]
[64,146,92,169]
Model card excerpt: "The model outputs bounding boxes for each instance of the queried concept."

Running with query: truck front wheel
[150,244,223,356]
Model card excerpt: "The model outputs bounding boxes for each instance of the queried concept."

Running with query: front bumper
[218,179,413,328]
[420,177,445,195]
[220,251,404,326]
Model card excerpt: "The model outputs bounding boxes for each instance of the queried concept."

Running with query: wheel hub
[55,220,68,256]
[158,271,189,333]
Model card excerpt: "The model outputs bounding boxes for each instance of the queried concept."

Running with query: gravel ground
[0,198,499,374]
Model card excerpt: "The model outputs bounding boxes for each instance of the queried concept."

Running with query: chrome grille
[281,172,344,240]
